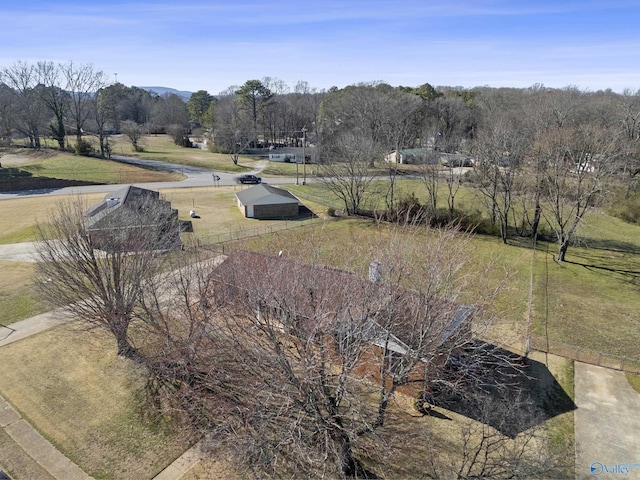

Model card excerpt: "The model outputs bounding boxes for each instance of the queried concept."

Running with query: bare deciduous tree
[472,110,530,243]
[35,196,177,359]
[36,61,69,150]
[61,61,107,146]
[121,120,146,152]
[138,225,519,478]
[1,61,48,148]
[539,122,619,261]
[416,150,443,216]
[320,131,382,215]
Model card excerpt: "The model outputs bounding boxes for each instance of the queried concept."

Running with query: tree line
[3,59,639,261]
[313,82,640,262]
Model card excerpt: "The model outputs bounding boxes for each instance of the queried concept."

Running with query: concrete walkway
[0,242,40,262]
[0,397,91,480]
[574,362,640,479]
[0,308,73,347]
[153,442,204,480]
[0,308,202,479]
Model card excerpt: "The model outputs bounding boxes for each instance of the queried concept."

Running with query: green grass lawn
[1,148,184,184]
[238,212,640,362]
[0,262,44,326]
[0,324,190,480]
[626,372,640,394]
[0,193,107,245]
[108,134,256,173]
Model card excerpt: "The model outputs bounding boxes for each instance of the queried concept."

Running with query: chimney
[368,261,382,283]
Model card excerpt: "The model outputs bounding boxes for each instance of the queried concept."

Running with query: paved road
[574,362,640,479]
[0,156,296,200]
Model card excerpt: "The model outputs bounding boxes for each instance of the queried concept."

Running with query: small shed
[235,184,300,219]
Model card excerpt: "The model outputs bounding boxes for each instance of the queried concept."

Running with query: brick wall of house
[253,203,298,219]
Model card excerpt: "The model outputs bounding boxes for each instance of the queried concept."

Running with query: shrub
[608,193,640,225]
[207,142,228,154]
[0,167,32,181]
[74,138,94,155]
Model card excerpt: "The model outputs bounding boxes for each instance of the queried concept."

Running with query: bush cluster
[608,193,640,225]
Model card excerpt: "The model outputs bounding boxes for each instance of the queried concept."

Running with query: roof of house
[86,185,158,216]
[210,251,475,357]
[235,184,300,206]
[85,185,170,230]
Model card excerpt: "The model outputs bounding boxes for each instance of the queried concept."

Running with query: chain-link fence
[190,215,323,253]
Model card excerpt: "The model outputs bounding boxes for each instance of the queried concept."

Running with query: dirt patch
[1,150,56,166]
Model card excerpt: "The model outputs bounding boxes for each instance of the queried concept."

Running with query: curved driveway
[575,362,640,479]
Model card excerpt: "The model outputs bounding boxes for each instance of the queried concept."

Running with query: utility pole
[302,127,307,185]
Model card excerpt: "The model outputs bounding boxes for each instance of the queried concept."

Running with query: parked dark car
[237,174,262,184]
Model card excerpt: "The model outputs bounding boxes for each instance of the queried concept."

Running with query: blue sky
[1,0,639,94]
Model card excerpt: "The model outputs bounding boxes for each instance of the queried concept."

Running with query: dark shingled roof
[210,251,475,357]
[235,184,299,206]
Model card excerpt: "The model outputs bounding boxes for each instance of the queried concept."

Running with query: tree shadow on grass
[575,236,640,256]
[563,245,640,285]
[427,342,576,438]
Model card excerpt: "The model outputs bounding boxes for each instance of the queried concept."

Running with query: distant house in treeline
[85,185,191,250]
[384,149,474,167]
[384,148,439,165]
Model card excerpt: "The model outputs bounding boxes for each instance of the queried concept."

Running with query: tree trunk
[557,237,569,262]
[500,217,508,244]
[531,202,541,239]
[339,433,358,478]
[53,118,65,149]
[116,335,139,360]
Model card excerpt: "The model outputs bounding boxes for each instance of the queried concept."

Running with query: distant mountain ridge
[137,86,193,100]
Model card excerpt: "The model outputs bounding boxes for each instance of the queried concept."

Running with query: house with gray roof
[85,185,190,251]
[235,184,301,219]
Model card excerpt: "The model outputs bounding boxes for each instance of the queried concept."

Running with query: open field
[0,323,190,479]
[0,193,106,244]
[107,134,258,173]
[1,148,184,185]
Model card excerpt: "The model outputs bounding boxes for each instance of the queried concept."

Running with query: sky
[1,0,639,94]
